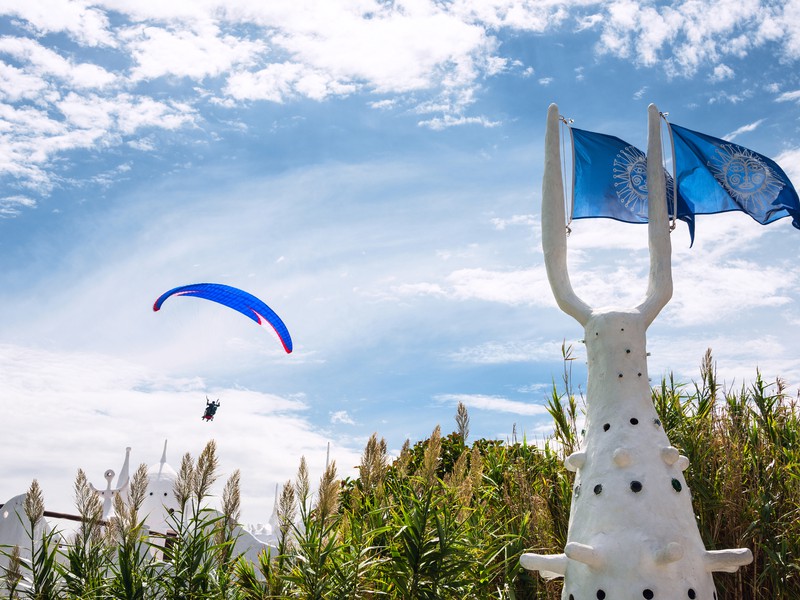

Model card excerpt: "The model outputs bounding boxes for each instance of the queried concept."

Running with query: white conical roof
[147,440,178,482]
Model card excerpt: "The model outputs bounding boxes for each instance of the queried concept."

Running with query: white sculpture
[89,468,129,521]
[520,104,752,599]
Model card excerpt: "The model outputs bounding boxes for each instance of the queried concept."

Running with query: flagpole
[659,111,678,232]
[559,115,575,233]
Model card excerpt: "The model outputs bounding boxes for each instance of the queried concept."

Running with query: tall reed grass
[1,350,797,599]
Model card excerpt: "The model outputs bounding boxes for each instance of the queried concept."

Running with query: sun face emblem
[613,146,676,220]
[613,146,648,219]
[708,145,784,212]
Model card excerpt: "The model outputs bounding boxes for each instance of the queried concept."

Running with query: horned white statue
[520,103,752,600]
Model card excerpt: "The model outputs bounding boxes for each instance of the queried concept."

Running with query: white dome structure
[140,440,179,535]
[0,493,51,573]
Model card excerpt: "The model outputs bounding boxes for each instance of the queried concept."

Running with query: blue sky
[1,0,799,523]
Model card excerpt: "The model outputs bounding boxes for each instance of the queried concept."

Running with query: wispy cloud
[0,195,36,217]
[435,393,549,416]
[724,118,765,141]
[449,339,570,364]
[490,214,535,230]
[776,89,800,103]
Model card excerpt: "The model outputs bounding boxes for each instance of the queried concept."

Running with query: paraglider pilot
[202,397,220,421]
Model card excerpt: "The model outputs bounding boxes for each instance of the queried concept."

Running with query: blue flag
[570,127,695,239]
[669,122,800,229]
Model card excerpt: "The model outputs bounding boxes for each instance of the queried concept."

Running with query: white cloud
[123,24,265,82]
[330,410,355,425]
[709,63,734,82]
[0,62,49,102]
[3,0,798,194]
[774,147,800,183]
[435,393,549,416]
[445,267,552,305]
[1,0,115,47]
[449,339,571,364]
[724,118,765,141]
[417,114,501,130]
[0,343,362,522]
[490,214,536,230]
[369,98,397,110]
[0,194,36,217]
[592,0,797,77]
[0,36,116,88]
[776,89,800,103]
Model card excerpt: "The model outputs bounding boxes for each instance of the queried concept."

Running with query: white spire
[115,446,131,489]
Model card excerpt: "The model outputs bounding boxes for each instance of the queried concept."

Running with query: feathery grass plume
[4,544,22,597]
[110,462,149,537]
[415,425,441,486]
[295,456,310,505]
[173,452,195,510]
[221,469,241,536]
[455,401,470,444]
[315,460,339,524]
[66,469,112,599]
[444,447,467,489]
[468,444,483,493]
[394,439,412,477]
[21,480,63,600]
[193,439,219,501]
[127,463,149,514]
[23,479,45,524]
[358,433,388,494]
[277,480,296,542]
[73,469,103,544]
[222,469,241,523]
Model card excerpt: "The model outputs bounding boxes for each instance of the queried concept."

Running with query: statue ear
[541,103,591,326]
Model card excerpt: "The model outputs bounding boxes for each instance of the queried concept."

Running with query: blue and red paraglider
[153,283,293,353]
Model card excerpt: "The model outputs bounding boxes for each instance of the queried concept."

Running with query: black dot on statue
[619,373,624,378]
[603,423,611,431]
[638,372,643,377]
[574,484,581,497]
[688,589,696,599]
[654,418,661,426]
[631,480,643,493]
[643,590,654,600]
[621,328,624,331]
[597,591,606,600]
[630,417,639,425]
[594,484,602,495]
[569,595,575,600]
[626,349,631,353]
[672,478,683,492]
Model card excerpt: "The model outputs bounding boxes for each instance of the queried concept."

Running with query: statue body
[520,104,751,599]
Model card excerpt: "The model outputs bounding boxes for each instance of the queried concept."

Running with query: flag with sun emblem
[669,123,800,229]
[570,127,695,238]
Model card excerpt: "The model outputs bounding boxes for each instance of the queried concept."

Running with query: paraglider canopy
[153,283,293,353]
